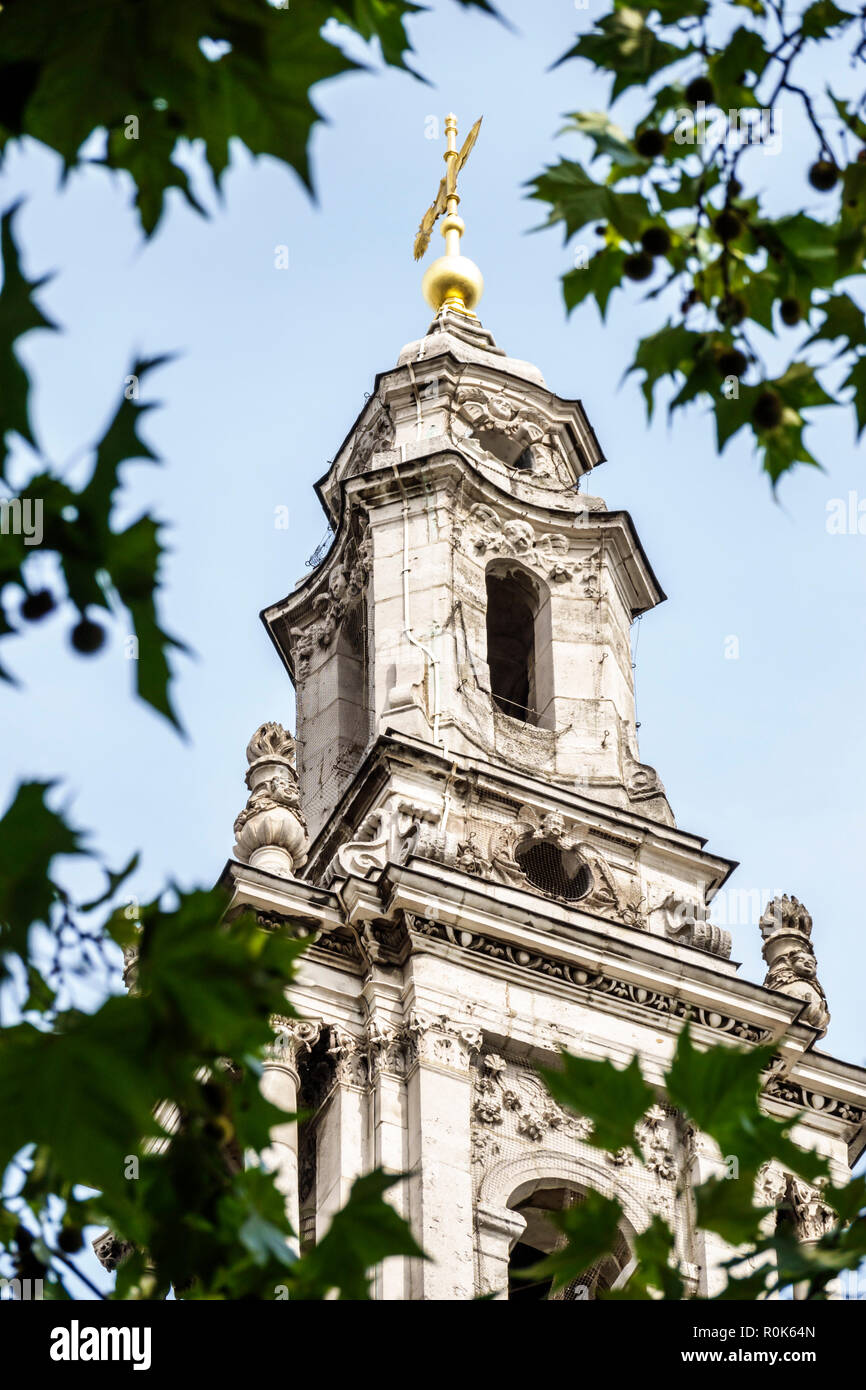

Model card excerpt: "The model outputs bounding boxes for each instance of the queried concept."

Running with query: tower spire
[413,113,484,317]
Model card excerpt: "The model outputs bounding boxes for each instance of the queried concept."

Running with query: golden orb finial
[413,113,484,317]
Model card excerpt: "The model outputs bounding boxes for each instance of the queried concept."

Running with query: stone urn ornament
[233,722,308,878]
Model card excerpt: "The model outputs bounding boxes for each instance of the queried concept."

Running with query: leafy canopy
[530,0,866,486]
[523,1024,863,1301]
[0,784,423,1300]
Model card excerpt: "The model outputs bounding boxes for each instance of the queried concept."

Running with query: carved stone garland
[459,502,576,584]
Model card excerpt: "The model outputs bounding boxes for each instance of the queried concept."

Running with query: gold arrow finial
[413,113,484,317]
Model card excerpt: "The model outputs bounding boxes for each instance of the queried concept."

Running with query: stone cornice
[312,346,607,529]
[219,855,866,1151]
[298,731,738,890]
[382,862,797,1025]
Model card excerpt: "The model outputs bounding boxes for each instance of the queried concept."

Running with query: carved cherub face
[788,949,817,980]
[502,520,534,554]
[542,811,566,842]
[488,395,513,423]
[329,569,348,601]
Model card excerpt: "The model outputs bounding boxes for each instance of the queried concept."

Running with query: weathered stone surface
[222,306,864,1300]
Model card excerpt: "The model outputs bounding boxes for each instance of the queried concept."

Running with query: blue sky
[2,0,864,1076]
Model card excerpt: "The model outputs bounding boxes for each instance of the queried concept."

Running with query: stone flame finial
[233,722,308,879]
[759,895,830,1035]
[246,721,296,766]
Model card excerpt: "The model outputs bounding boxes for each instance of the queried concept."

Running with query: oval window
[515,839,592,901]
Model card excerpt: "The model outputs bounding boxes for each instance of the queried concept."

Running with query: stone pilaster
[263,1018,321,1251]
[404,1014,482,1300]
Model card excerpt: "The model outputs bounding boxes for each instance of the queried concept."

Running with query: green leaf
[104,514,188,729]
[821,1175,866,1225]
[666,1027,830,1184]
[708,26,770,108]
[333,1,426,74]
[627,322,706,419]
[559,9,691,101]
[606,1215,682,1300]
[519,1188,623,1295]
[0,1000,163,1192]
[656,164,722,212]
[290,1170,425,1300]
[712,1266,773,1298]
[542,1051,655,1155]
[0,782,85,965]
[695,1174,771,1248]
[562,247,627,320]
[715,381,758,452]
[800,0,852,39]
[759,419,822,486]
[560,110,648,169]
[79,852,140,913]
[0,201,57,472]
[0,0,382,234]
[666,1025,776,1157]
[128,890,305,1061]
[841,353,866,436]
[828,89,866,143]
[773,360,835,410]
[78,356,167,523]
[0,356,186,726]
[529,159,651,243]
[800,291,861,355]
[631,0,708,19]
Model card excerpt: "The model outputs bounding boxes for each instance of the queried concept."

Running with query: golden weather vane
[413,113,484,318]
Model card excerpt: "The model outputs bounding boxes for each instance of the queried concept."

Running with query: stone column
[262,1022,313,1253]
[367,1024,411,1300]
[314,1029,368,1242]
[404,1015,482,1300]
[685,1127,737,1298]
[476,1204,527,1300]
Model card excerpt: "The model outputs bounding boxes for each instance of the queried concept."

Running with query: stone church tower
[223,122,866,1299]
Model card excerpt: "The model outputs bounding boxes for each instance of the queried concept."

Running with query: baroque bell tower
[223,119,866,1300]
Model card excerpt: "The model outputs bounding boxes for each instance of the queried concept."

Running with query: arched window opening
[513,446,534,472]
[507,1188,631,1301]
[485,569,538,724]
[515,839,592,902]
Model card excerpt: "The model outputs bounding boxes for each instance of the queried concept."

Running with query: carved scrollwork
[328,796,440,881]
[654,892,732,960]
[781,1174,837,1243]
[473,1052,593,1144]
[636,1104,677,1182]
